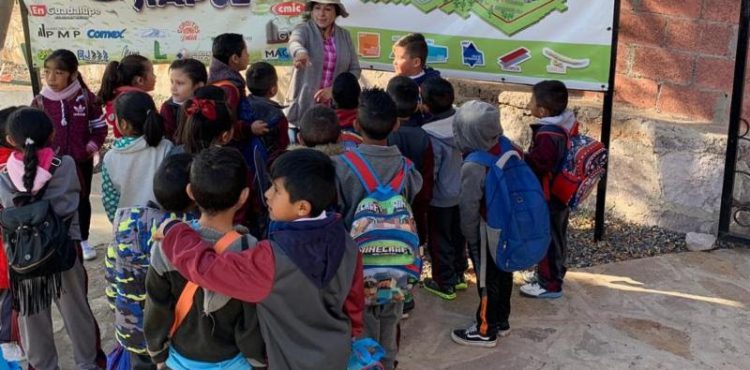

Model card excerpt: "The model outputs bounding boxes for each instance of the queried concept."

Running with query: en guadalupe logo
[177,21,200,41]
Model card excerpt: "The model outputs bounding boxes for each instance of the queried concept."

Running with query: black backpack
[0,157,76,314]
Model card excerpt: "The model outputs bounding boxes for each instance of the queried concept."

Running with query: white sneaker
[1,342,25,362]
[81,240,97,261]
[519,282,563,299]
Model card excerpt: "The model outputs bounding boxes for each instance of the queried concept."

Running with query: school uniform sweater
[159,213,364,370]
[104,86,146,138]
[159,98,182,142]
[31,81,107,162]
[145,227,265,366]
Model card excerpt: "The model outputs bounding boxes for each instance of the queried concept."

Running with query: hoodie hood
[534,110,577,133]
[208,58,246,93]
[453,100,502,153]
[269,212,348,289]
[336,108,358,128]
[6,148,56,193]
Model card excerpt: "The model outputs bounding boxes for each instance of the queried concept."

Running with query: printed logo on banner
[121,46,140,58]
[139,28,169,38]
[32,6,101,20]
[154,41,168,60]
[78,49,109,63]
[87,29,127,39]
[271,1,305,16]
[358,32,380,58]
[264,47,291,62]
[498,47,531,73]
[30,5,46,17]
[176,49,212,63]
[266,19,293,44]
[542,48,590,74]
[132,0,250,12]
[37,25,81,39]
[461,41,484,68]
[178,21,200,42]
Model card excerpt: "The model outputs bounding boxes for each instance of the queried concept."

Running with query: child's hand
[314,87,332,104]
[154,218,178,241]
[156,363,166,370]
[251,120,270,135]
[293,51,310,69]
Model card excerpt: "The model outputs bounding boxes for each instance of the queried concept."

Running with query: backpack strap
[465,151,499,168]
[388,158,413,194]
[169,230,242,337]
[340,150,382,194]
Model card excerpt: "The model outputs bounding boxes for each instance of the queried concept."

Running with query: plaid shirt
[320,29,337,89]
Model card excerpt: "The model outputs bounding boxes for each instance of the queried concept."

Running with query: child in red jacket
[31,49,107,261]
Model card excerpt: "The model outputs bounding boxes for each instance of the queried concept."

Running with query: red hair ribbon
[186,98,217,120]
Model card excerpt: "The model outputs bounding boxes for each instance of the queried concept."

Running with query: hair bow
[186,98,217,120]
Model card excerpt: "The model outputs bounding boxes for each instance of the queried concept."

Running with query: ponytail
[22,140,38,193]
[143,109,165,147]
[98,60,121,103]
[116,91,164,147]
[5,108,54,192]
[97,54,150,103]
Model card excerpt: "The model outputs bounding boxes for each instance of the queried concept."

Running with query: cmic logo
[87,29,127,39]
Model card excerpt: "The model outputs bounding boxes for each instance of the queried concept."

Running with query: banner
[21,0,615,91]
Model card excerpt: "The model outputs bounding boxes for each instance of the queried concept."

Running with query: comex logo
[87,29,127,39]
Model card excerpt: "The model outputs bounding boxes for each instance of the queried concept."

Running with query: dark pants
[471,229,513,337]
[536,198,570,292]
[428,205,467,287]
[129,351,156,370]
[76,159,94,241]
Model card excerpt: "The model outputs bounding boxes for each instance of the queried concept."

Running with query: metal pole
[594,0,621,241]
[718,0,750,238]
[19,0,40,95]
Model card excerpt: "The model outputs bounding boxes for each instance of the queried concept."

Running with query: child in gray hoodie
[450,100,514,348]
[420,77,467,300]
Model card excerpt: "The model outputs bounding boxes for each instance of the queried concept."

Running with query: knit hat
[306,0,349,17]
[453,100,503,153]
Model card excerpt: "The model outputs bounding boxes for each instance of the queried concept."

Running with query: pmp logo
[30,5,47,16]
[87,29,126,39]
[264,47,290,62]
[178,21,200,41]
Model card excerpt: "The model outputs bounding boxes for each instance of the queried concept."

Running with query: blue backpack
[465,137,551,272]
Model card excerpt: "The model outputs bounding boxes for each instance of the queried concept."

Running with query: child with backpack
[160,58,208,141]
[334,88,423,369]
[0,107,22,369]
[156,148,363,370]
[209,33,250,113]
[519,80,575,299]
[30,49,107,261]
[0,108,103,370]
[145,147,264,370]
[420,77,467,300]
[98,54,157,138]
[175,86,234,155]
[105,154,197,369]
[450,100,514,347]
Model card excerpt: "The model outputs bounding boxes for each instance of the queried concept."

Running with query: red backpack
[547,121,608,209]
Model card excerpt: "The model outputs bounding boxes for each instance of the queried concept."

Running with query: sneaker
[495,322,512,338]
[454,276,468,291]
[517,270,538,285]
[519,282,562,299]
[401,298,415,319]
[423,279,456,300]
[451,323,497,348]
[81,240,97,261]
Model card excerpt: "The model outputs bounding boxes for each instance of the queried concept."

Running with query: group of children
[0,30,576,370]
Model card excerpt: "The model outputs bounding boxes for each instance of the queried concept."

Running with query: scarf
[40,79,81,102]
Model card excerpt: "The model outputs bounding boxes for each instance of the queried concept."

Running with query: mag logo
[30,5,46,17]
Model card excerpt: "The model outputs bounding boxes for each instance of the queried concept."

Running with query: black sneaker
[451,323,497,348]
[423,278,457,300]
